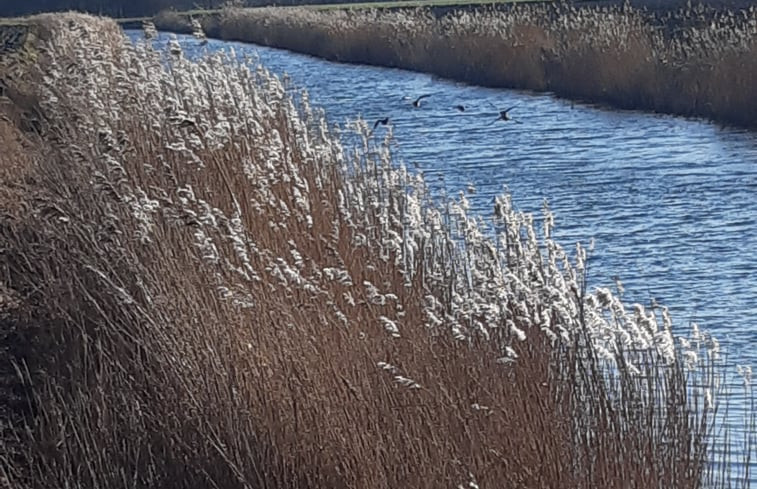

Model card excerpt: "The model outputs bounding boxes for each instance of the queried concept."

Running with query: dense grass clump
[153,9,196,33]
[0,13,752,489]
[207,3,757,127]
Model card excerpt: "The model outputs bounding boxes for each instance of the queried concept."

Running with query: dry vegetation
[0,13,753,489]
[208,2,757,127]
[153,9,196,33]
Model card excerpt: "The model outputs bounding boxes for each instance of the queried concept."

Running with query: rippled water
[126,31,756,480]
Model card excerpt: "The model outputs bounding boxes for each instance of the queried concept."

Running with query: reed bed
[209,2,757,127]
[153,9,196,34]
[0,13,752,488]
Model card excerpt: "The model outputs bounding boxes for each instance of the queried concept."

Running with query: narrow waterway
[126,31,756,480]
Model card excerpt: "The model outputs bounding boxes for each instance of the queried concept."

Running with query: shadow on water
[128,31,757,481]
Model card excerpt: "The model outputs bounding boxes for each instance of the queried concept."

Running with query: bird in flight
[373,117,389,130]
[369,117,390,136]
[490,104,522,124]
[412,94,432,108]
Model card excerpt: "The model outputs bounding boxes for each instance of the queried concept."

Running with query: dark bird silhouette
[369,117,390,136]
[373,117,389,131]
[490,104,522,124]
[412,94,431,108]
[454,105,466,112]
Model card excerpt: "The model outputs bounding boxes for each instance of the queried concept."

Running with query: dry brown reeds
[154,9,196,34]
[0,12,752,489]
[211,3,757,127]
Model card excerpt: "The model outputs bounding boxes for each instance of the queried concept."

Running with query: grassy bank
[143,0,539,32]
[301,0,546,10]
[118,0,533,29]
[205,3,757,128]
[0,12,753,489]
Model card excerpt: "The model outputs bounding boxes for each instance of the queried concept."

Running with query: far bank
[152,2,757,129]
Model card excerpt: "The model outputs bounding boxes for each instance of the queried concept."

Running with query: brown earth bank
[160,2,757,128]
[0,11,750,489]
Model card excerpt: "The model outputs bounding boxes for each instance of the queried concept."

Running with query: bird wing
[504,105,518,114]
[414,94,432,104]
[373,119,382,130]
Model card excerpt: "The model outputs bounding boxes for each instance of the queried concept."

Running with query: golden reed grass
[202,3,757,127]
[153,9,196,34]
[0,13,752,488]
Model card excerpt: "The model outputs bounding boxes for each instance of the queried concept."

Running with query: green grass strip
[0,17,29,25]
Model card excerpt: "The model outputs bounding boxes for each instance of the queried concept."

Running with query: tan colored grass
[153,9,196,33]
[0,12,750,489]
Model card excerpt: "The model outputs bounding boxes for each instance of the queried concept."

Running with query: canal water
[126,30,756,481]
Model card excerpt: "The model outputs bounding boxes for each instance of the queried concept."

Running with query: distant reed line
[161,3,757,128]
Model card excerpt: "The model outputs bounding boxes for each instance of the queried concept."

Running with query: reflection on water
[127,31,757,479]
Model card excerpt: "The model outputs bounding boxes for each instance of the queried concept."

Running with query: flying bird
[369,117,390,136]
[373,117,389,130]
[412,94,431,108]
[490,104,522,124]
